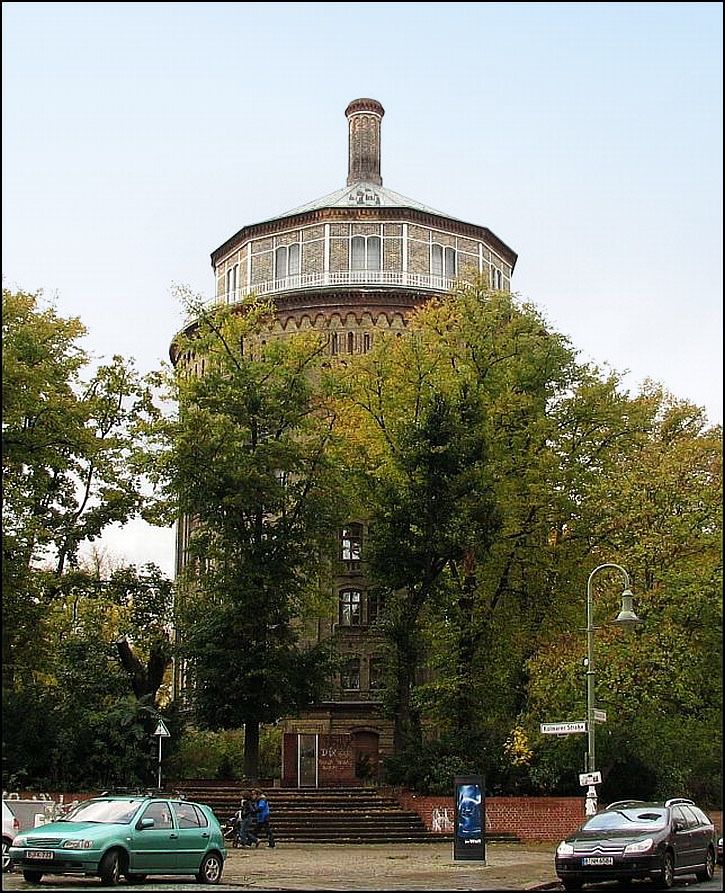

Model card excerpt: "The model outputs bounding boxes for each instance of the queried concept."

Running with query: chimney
[345,98,385,186]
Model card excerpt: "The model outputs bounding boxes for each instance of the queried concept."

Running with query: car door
[685,806,712,867]
[671,805,697,869]
[171,802,210,872]
[129,800,178,872]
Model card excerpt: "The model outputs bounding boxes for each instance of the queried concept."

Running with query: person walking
[251,788,275,847]
[239,793,259,848]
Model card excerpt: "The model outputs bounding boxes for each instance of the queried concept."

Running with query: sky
[3,2,722,577]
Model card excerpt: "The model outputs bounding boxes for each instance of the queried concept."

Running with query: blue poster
[453,776,486,861]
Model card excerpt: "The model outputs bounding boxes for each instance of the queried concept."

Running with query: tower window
[226,264,238,298]
[431,244,456,278]
[339,589,362,626]
[341,657,361,690]
[367,589,385,623]
[341,523,363,561]
[275,243,301,280]
[490,265,503,289]
[347,332,355,354]
[330,332,339,355]
[351,235,381,271]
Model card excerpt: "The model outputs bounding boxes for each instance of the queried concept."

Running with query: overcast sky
[3,2,722,577]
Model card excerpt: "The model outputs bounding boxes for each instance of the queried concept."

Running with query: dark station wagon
[555,797,717,890]
[9,794,226,885]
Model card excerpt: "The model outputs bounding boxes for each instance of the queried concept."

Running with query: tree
[148,289,346,778]
[2,288,157,690]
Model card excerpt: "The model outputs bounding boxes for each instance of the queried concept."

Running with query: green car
[9,794,226,885]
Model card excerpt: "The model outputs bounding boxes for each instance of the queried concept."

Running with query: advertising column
[453,775,486,862]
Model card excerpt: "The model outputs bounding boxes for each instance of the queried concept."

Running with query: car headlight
[12,836,27,847]
[62,839,95,849]
[624,838,654,854]
[557,841,575,856]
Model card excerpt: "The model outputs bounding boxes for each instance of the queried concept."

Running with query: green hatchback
[9,794,226,885]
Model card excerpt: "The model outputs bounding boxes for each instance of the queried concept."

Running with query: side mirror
[137,817,155,830]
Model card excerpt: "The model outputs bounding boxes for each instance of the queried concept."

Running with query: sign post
[153,719,171,790]
[453,776,486,862]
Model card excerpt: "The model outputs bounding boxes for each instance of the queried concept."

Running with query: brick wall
[394,791,586,841]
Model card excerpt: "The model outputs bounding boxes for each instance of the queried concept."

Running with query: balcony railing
[215,270,458,306]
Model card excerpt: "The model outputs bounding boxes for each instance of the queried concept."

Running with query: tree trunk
[392,627,421,754]
[244,719,260,781]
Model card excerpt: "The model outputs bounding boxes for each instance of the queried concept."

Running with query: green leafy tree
[2,288,156,689]
[147,289,345,779]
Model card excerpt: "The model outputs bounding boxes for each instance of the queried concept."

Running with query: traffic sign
[579,771,602,786]
[153,719,171,738]
[593,709,607,723]
[540,721,587,735]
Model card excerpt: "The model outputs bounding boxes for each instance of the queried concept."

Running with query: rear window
[584,808,667,831]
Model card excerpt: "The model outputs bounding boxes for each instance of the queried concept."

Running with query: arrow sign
[540,721,587,735]
[153,719,171,738]
[579,771,603,786]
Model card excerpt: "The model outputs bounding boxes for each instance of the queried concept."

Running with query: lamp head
[613,589,642,629]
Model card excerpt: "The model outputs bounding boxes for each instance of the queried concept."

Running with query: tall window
[367,589,385,624]
[330,332,339,355]
[341,523,363,561]
[341,658,360,691]
[226,264,238,298]
[490,265,503,289]
[339,589,362,626]
[351,235,381,271]
[363,332,371,352]
[431,244,456,278]
[347,332,355,354]
[369,657,385,691]
[275,243,301,280]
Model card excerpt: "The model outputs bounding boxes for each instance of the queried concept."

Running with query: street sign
[593,709,607,723]
[540,722,587,735]
[579,771,603,786]
[153,719,171,738]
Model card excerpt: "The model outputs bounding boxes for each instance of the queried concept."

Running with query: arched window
[226,264,238,299]
[330,332,339,355]
[351,235,381,271]
[363,332,371,352]
[339,589,362,626]
[347,331,355,354]
[275,243,301,281]
[431,243,456,278]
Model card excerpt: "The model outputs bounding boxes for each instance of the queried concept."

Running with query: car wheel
[657,850,675,889]
[2,836,13,872]
[196,852,223,884]
[99,848,122,885]
[22,869,43,883]
[695,846,715,882]
[125,873,147,883]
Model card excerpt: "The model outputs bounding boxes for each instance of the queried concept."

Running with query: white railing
[214,270,458,307]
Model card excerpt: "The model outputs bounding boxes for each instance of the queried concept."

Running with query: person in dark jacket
[251,788,275,847]
[238,794,259,848]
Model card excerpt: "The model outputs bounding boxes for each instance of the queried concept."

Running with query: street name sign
[579,771,603,786]
[153,719,171,738]
[593,709,607,723]
[540,722,587,735]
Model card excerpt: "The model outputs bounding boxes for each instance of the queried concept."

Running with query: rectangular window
[226,264,238,297]
[341,524,363,561]
[369,657,385,690]
[432,244,456,278]
[367,589,385,623]
[351,235,381,271]
[342,658,361,690]
[339,589,362,626]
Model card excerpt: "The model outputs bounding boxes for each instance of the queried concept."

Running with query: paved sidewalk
[221,840,560,890]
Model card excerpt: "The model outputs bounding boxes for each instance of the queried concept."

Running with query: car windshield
[583,808,667,831]
[63,799,143,824]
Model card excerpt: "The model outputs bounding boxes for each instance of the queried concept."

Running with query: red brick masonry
[395,791,586,841]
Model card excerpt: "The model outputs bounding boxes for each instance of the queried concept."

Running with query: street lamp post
[585,563,642,811]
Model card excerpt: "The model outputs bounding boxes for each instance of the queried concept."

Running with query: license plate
[27,850,54,860]
[582,856,613,866]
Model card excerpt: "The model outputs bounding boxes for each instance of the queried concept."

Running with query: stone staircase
[172,783,450,844]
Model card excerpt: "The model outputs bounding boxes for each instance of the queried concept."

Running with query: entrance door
[298,734,318,787]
